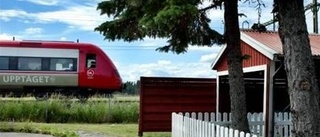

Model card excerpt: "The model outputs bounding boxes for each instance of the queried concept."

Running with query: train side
[0,40,123,98]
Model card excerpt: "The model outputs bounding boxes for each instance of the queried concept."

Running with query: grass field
[0,94,139,102]
[0,95,171,137]
[0,122,171,137]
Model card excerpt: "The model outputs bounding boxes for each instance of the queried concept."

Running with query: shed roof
[211,30,320,69]
[241,30,320,57]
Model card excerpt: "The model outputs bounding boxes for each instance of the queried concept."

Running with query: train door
[81,53,97,88]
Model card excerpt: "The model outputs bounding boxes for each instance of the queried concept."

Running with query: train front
[81,43,125,93]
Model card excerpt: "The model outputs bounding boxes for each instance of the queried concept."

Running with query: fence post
[204,112,209,122]
[198,112,203,121]
[234,129,239,137]
[229,128,234,137]
[239,131,245,137]
[172,113,176,137]
[210,112,216,123]
[211,122,216,137]
[217,125,221,137]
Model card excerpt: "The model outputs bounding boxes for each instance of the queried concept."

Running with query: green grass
[0,94,140,103]
[0,122,171,137]
[0,95,171,137]
[0,94,139,100]
[0,99,139,123]
[0,122,78,137]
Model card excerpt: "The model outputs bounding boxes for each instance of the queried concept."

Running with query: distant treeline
[122,81,139,95]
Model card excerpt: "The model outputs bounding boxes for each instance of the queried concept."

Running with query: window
[0,57,9,70]
[18,58,42,71]
[42,58,50,71]
[9,57,18,70]
[0,57,77,71]
[50,58,75,71]
[86,54,96,68]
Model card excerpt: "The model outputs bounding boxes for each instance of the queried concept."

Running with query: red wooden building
[138,77,216,136]
[211,30,320,137]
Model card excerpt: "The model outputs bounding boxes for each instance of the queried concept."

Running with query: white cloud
[33,5,108,31]
[23,27,44,34]
[116,60,216,82]
[189,45,223,52]
[22,0,59,6]
[0,4,110,31]
[200,53,218,63]
[139,37,166,47]
[0,33,15,40]
[207,10,224,20]
[60,37,67,41]
[139,37,224,52]
[0,9,28,22]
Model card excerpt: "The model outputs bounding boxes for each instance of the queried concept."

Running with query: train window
[50,58,76,71]
[42,58,50,71]
[72,59,77,71]
[18,58,42,71]
[9,57,18,70]
[0,57,9,70]
[86,54,96,68]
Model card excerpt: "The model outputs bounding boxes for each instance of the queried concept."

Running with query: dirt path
[77,131,116,137]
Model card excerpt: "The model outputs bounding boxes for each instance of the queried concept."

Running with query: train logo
[87,69,95,79]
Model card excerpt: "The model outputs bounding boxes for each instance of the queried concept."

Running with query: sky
[0,0,318,82]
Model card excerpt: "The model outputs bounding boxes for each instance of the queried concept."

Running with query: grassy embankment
[0,95,170,137]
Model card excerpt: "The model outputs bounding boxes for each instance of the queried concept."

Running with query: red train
[0,40,123,100]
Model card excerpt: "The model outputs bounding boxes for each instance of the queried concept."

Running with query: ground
[0,131,116,137]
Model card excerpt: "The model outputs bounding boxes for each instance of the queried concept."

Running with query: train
[0,40,123,100]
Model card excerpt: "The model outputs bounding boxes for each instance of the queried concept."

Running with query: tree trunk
[224,0,250,132]
[277,0,320,136]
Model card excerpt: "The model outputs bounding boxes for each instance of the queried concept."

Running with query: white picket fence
[172,112,292,137]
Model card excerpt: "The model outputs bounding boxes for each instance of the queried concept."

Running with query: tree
[273,0,320,136]
[123,81,139,95]
[224,0,249,132]
[95,0,248,131]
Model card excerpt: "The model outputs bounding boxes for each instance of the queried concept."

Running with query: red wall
[215,41,270,71]
[138,77,216,136]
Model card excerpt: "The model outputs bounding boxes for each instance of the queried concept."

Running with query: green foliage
[123,81,139,95]
[108,102,139,123]
[95,0,225,54]
[0,99,139,124]
[242,54,251,60]
[0,122,78,137]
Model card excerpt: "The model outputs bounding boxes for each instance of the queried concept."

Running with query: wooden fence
[172,112,293,137]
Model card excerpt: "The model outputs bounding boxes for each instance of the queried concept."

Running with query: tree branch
[199,1,223,12]
[199,4,217,12]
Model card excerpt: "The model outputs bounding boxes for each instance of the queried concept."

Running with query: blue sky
[0,0,317,82]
